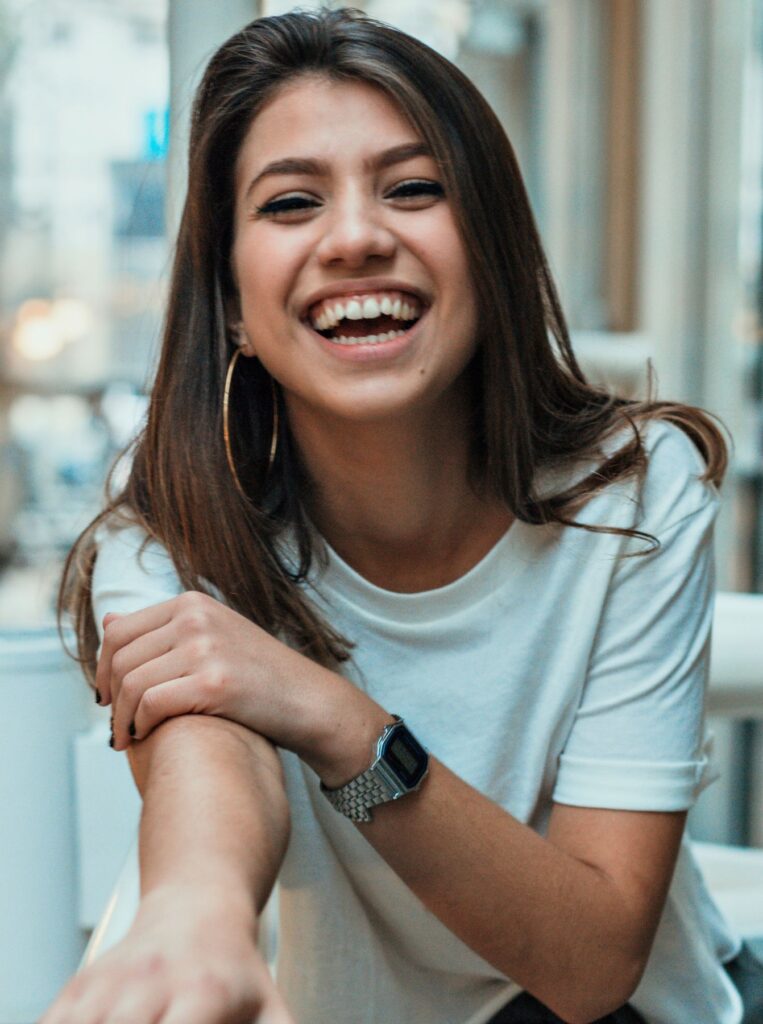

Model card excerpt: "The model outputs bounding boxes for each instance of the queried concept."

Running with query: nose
[315,189,396,268]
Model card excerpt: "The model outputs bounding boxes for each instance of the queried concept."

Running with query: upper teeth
[310,293,421,331]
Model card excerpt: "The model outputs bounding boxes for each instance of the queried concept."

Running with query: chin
[324,385,436,424]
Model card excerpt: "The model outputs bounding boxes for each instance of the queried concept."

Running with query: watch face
[383,726,428,789]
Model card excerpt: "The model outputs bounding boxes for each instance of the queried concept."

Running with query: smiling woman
[45,8,763,1024]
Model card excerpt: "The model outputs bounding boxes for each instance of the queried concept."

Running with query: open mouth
[305,290,425,346]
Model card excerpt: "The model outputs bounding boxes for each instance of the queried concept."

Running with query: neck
[285,394,513,592]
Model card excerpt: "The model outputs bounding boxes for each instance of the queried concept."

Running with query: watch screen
[384,728,428,787]
[390,736,420,775]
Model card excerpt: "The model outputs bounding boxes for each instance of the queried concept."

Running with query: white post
[0,630,91,1023]
[543,0,608,329]
[166,0,260,236]
[638,0,712,404]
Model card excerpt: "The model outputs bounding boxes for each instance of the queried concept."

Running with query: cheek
[422,219,474,308]
[233,234,289,313]
[439,251,477,333]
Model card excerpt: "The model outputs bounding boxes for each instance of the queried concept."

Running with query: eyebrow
[243,142,432,202]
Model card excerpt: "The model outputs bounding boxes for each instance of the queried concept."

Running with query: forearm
[128,714,290,924]
[352,757,646,1021]
[313,695,664,1023]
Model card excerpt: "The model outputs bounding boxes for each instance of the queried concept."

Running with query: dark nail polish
[95,688,101,705]
[129,721,136,738]
[109,730,114,749]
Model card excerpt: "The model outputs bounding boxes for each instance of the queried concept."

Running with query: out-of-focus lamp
[11,298,94,362]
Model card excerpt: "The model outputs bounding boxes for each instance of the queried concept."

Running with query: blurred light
[143,107,169,160]
[13,304,64,361]
[51,298,94,342]
[12,297,94,362]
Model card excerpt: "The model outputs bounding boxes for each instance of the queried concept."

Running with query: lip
[298,277,429,321]
[305,305,428,363]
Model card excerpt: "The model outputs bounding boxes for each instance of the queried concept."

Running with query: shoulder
[92,517,184,631]
[632,418,720,533]
[552,418,721,544]
[94,517,179,585]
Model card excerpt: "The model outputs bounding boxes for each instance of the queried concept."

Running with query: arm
[128,712,289,905]
[41,713,293,1024]
[317,730,684,1024]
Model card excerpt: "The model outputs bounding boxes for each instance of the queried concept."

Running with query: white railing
[709,592,763,720]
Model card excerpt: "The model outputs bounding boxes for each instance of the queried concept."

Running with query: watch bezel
[319,716,429,821]
[375,718,429,796]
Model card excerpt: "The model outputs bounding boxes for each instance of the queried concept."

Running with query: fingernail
[129,721,136,738]
[109,729,115,749]
[95,688,101,705]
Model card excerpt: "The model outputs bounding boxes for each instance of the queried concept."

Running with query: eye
[253,193,320,218]
[386,179,445,203]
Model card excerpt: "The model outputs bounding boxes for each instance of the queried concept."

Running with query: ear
[228,320,256,358]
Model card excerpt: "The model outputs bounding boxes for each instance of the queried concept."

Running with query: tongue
[330,314,400,338]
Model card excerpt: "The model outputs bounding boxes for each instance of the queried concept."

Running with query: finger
[94,614,120,707]
[256,995,297,1024]
[40,974,113,1024]
[110,621,178,702]
[95,600,177,706]
[38,991,78,1024]
[100,982,168,1024]
[38,964,101,1024]
[107,624,178,738]
[112,648,190,750]
[131,677,202,745]
[156,985,253,1024]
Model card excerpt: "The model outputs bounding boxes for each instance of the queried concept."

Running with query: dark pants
[728,944,763,1024]
[488,942,763,1023]
[487,993,645,1023]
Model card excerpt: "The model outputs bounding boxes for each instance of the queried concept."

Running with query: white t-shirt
[92,421,743,1024]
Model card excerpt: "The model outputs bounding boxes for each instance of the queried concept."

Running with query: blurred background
[0,0,761,1019]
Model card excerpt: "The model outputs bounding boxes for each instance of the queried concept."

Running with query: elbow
[544,955,646,1024]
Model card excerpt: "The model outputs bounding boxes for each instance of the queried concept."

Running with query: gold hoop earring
[223,349,280,498]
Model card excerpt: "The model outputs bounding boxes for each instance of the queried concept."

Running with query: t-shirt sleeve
[552,423,721,812]
[92,521,184,645]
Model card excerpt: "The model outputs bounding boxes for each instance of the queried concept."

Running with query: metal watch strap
[320,715,428,823]
[321,767,396,823]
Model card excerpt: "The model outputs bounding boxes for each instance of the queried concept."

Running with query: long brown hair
[59,7,727,683]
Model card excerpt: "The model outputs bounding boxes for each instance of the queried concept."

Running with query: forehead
[234,76,423,187]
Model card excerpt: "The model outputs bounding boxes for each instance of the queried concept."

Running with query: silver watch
[320,716,429,823]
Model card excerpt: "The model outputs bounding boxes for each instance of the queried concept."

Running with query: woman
[46,8,759,1024]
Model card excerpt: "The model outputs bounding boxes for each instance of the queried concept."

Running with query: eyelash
[388,180,444,200]
[254,179,445,217]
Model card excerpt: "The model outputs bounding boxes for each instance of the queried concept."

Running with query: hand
[39,884,294,1024]
[96,591,376,776]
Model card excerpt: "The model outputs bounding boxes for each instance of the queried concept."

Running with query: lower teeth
[331,328,408,346]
